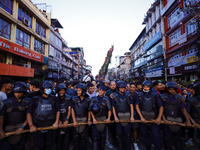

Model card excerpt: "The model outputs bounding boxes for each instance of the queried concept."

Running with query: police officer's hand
[141,117,147,123]
[155,118,161,125]
[52,122,59,130]
[88,120,92,126]
[130,117,134,123]
[15,128,23,135]
[73,121,78,127]
[0,129,5,139]
[185,121,192,128]
[63,120,68,128]
[30,125,37,133]
[58,120,63,128]
[114,117,119,123]
[163,119,170,125]
[104,119,110,124]
[93,119,98,124]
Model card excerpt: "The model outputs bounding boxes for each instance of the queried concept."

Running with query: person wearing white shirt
[86,82,96,98]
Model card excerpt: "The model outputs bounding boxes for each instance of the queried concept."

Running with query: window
[158,5,161,16]
[154,11,156,22]
[184,0,200,7]
[35,22,46,38]
[18,6,32,28]
[150,17,152,26]
[0,18,10,39]
[155,26,157,34]
[169,28,181,47]
[16,28,30,48]
[0,0,12,14]
[185,18,197,36]
[12,55,27,66]
[0,50,6,63]
[159,22,162,32]
[167,7,184,28]
[34,39,44,55]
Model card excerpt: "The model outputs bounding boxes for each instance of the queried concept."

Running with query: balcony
[0,63,34,77]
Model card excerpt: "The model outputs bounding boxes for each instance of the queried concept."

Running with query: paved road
[69,128,199,150]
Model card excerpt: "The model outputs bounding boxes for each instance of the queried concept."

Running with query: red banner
[0,37,44,63]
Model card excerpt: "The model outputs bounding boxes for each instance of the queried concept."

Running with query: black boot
[164,138,172,150]
[56,132,62,150]
[145,145,151,150]
[175,138,182,150]
[92,137,99,150]
[63,133,70,150]
[125,135,131,150]
[80,134,87,150]
[100,134,106,150]
[73,135,79,150]
[116,134,123,150]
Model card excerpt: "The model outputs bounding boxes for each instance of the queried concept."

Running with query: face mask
[143,89,149,93]
[45,88,52,95]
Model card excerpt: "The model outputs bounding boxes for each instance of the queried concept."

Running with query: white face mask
[143,89,149,93]
[45,88,52,95]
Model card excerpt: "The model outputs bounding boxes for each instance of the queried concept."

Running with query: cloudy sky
[32,0,152,76]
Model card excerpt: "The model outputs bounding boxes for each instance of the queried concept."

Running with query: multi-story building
[142,0,165,80]
[162,0,200,81]
[0,0,50,81]
[116,53,131,80]
[129,27,146,79]
[68,47,85,78]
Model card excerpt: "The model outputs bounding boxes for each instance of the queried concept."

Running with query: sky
[32,0,152,76]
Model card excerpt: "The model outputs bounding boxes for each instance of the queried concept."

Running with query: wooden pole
[4,119,195,137]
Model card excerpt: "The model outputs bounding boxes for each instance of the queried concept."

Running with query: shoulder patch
[23,97,31,104]
[72,96,79,102]
[160,94,168,101]
[3,98,12,105]
[85,97,90,102]
[151,91,157,96]
[186,97,196,103]
[137,92,143,97]
[103,96,109,102]
[91,96,98,101]
[125,92,130,96]
[65,94,71,100]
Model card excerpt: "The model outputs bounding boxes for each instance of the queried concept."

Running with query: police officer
[135,80,163,150]
[160,82,191,150]
[89,86,112,150]
[0,82,31,150]
[112,81,134,150]
[186,82,200,144]
[56,83,71,150]
[27,80,60,150]
[71,82,91,150]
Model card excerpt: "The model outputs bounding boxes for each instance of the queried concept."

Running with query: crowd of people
[0,76,200,150]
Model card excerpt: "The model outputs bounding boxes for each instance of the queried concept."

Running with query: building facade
[142,0,166,80]
[162,0,200,81]
[129,27,146,80]
[0,0,50,81]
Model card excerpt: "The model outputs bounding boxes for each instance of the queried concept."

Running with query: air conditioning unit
[24,64,29,68]
[22,18,29,27]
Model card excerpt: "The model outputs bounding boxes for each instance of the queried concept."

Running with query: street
[68,128,200,150]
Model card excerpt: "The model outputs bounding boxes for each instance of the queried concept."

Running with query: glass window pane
[18,7,21,16]
[9,0,12,10]
[6,0,9,7]
[4,22,7,33]
[26,13,28,20]
[7,23,10,34]
[22,10,24,18]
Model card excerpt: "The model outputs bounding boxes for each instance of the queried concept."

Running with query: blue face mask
[45,88,52,95]
[143,89,149,93]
